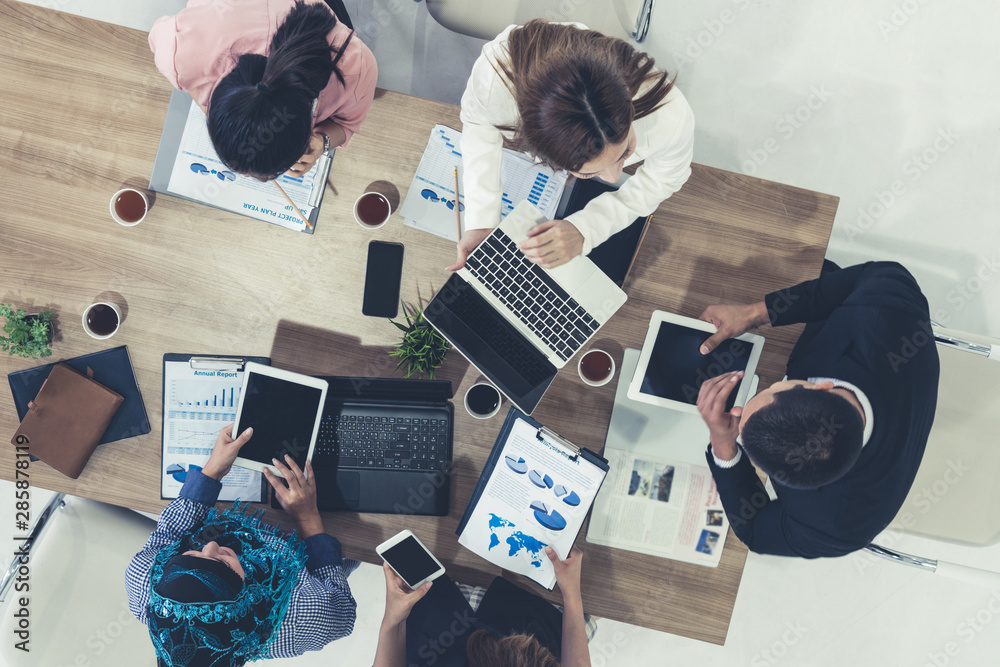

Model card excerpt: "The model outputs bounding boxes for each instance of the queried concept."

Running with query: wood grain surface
[0,0,838,645]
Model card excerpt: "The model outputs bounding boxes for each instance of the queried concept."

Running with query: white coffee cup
[577,349,616,387]
[82,302,122,339]
[110,188,149,226]
[464,382,502,419]
[353,192,392,229]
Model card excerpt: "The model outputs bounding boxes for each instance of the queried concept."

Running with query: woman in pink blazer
[149,0,377,179]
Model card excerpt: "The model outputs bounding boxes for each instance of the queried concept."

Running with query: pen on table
[453,166,462,242]
[272,179,313,230]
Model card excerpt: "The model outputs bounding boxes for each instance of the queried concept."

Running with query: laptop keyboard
[312,406,450,471]
[465,231,599,361]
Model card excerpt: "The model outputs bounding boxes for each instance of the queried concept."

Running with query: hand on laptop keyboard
[517,219,584,269]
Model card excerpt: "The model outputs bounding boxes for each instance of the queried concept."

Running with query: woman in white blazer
[450,20,695,270]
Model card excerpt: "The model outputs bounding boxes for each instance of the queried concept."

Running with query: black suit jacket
[706,262,939,557]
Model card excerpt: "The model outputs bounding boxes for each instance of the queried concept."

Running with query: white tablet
[627,311,764,415]
[232,362,328,478]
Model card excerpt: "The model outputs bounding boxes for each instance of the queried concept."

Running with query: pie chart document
[457,408,609,590]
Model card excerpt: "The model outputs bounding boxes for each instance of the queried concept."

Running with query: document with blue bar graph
[160,354,269,501]
[400,124,568,241]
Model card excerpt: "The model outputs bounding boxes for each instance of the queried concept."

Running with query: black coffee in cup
[86,304,119,336]
[466,384,500,416]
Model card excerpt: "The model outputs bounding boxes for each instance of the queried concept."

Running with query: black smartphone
[362,241,404,317]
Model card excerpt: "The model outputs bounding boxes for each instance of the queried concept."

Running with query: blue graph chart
[167,380,241,427]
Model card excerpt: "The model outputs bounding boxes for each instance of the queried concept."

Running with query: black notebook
[8,345,150,445]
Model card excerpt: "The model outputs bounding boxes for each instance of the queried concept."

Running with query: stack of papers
[400,125,568,241]
[153,91,318,232]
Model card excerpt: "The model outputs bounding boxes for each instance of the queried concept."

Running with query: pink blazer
[149,0,377,145]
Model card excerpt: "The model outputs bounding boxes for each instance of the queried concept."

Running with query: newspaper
[587,449,728,567]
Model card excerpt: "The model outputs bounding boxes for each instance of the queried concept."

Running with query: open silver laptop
[425,201,627,413]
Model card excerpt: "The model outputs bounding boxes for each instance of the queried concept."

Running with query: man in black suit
[695,261,939,557]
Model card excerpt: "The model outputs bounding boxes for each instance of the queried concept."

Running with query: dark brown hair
[466,630,560,667]
[494,20,673,173]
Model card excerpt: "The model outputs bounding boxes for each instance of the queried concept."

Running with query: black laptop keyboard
[465,231,599,361]
[312,406,450,471]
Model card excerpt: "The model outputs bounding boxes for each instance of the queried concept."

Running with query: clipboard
[456,407,610,589]
[150,90,327,233]
[160,354,270,501]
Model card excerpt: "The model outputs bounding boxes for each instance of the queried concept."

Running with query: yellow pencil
[272,179,313,230]
[453,167,462,241]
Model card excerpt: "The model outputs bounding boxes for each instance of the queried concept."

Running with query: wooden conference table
[0,0,838,646]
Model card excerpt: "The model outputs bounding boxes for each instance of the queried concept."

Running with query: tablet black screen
[639,323,752,410]
[235,373,323,468]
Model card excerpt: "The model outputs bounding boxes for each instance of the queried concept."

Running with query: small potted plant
[389,302,450,379]
[1,303,55,359]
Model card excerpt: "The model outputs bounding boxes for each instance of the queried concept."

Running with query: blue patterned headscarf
[147,502,307,667]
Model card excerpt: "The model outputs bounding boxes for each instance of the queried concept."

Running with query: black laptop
[271,376,453,516]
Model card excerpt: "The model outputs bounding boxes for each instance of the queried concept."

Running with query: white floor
[6,0,1000,665]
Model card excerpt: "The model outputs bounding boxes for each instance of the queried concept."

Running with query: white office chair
[424,0,654,43]
[864,326,1000,586]
[0,494,157,665]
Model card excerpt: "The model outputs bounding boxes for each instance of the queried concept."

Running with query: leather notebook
[11,363,124,478]
[8,345,150,446]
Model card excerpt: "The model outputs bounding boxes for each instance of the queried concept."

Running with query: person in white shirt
[450,20,695,271]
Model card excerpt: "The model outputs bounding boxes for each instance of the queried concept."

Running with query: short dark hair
[207,0,353,178]
[740,386,864,489]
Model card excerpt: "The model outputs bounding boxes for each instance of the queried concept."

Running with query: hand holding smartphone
[376,529,445,589]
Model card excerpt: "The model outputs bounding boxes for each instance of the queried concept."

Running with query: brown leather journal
[10,363,124,478]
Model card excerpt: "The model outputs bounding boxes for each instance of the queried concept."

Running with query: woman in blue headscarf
[126,425,357,666]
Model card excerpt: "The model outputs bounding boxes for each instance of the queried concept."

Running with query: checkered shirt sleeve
[124,471,359,658]
[125,494,212,623]
[267,545,360,658]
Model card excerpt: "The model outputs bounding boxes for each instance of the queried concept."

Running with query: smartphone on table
[363,241,404,317]
[376,529,446,589]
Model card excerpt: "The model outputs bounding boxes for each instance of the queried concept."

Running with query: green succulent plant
[389,302,449,379]
[1,304,54,359]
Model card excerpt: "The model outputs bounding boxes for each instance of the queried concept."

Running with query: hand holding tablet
[695,371,746,458]
[627,311,765,415]
[264,455,324,538]
[698,302,771,355]
[231,362,328,478]
[200,424,255,481]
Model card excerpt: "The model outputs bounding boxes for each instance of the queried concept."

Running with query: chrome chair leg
[0,493,66,604]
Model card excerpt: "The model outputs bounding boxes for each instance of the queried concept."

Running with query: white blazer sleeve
[566,89,695,255]
[459,26,520,232]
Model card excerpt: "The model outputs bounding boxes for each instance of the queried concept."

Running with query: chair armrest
[0,493,65,604]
